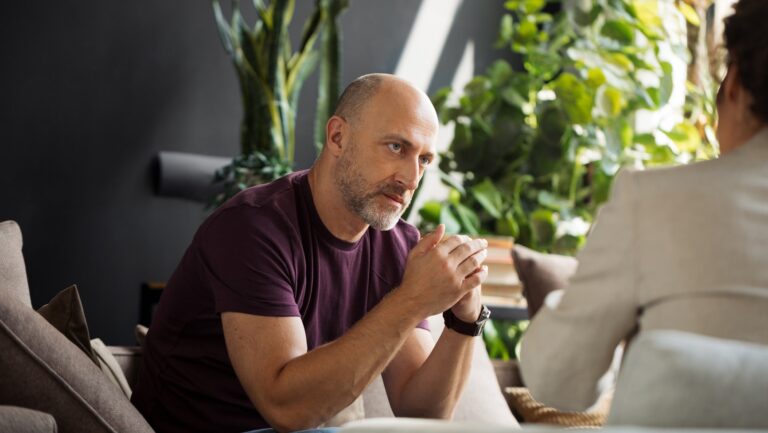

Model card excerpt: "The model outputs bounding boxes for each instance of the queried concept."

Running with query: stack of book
[479,236,525,308]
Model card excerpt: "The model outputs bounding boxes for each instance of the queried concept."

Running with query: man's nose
[395,158,421,191]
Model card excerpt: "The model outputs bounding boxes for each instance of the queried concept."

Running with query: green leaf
[419,200,442,223]
[521,0,546,14]
[524,51,561,81]
[501,87,526,108]
[530,209,556,248]
[658,61,674,106]
[553,234,585,256]
[537,190,571,211]
[497,14,514,47]
[632,0,662,28]
[601,20,635,45]
[471,179,504,219]
[607,53,635,71]
[454,203,481,236]
[438,171,467,195]
[514,20,538,46]
[665,122,701,153]
[212,0,235,55]
[495,211,519,238]
[431,86,452,116]
[448,189,461,205]
[440,205,462,234]
[553,73,593,124]
[586,68,606,89]
[488,60,513,86]
[635,133,657,146]
[678,2,701,27]
[601,87,626,116]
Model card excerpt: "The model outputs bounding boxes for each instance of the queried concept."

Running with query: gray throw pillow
[37,284,99,366]
[512,245,578,319]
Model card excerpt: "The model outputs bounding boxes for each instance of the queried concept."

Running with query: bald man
[131,74,490,433]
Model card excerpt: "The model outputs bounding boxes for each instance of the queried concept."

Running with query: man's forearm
[262,288,424,430]
[392,328,476,418]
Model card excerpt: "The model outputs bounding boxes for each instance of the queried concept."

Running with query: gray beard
[334,150,410,231]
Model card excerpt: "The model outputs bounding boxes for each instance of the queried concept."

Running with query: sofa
[0,219,519,432]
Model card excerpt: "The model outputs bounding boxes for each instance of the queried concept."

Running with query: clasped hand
[399,224,488,322]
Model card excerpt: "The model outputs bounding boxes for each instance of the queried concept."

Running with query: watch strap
[442,305,491,337]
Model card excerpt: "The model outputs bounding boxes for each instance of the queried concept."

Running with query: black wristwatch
[443,305,491,337]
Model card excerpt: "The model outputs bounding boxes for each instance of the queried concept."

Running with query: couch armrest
[108,346,142,390]
[0,405,57,433]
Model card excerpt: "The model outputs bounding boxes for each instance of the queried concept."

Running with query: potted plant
[211,0,349,206]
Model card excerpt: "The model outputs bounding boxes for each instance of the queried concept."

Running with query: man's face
[333,85,438,231]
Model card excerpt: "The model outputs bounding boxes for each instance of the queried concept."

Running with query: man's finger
[413,224,445,255]
[448,238,487,264]
[435,234,468,255]
[462,265,488,292]
[457,249,488,278]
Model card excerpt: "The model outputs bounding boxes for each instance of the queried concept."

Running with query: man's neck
[307,164,369,243]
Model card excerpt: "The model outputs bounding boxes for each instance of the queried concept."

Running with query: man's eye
[419,156,432,166]
[387,143,402,153]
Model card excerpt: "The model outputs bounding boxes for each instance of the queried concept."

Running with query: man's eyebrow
[382,134,435,158]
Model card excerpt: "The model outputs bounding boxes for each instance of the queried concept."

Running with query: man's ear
[325,115,347,157]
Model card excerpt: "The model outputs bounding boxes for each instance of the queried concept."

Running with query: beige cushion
[91,338,133,399]
[0,297,154,433]
[0,220,31,307]
[362,315,518,426]
[608,330,768,428]
[108,345,143,390]
[37,285,99,365]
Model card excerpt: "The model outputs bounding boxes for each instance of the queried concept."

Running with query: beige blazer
[520,128,768,411]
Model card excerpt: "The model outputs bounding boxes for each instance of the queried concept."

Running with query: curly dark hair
[723,0,768,123]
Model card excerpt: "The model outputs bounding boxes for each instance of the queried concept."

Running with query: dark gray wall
[1,0,505,344]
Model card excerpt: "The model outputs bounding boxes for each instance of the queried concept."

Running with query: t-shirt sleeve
[198,206,300,317]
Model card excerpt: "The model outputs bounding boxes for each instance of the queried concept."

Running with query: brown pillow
[512,245,578,319]
[36,285,99,366]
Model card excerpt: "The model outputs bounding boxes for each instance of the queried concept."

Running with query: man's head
[716,0,768,152]
[323,74,438,231]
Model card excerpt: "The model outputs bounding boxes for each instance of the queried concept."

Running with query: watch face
[478,305,491,322]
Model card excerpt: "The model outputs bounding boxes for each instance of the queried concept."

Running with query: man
[520,0,768,422]
[132,74,491,433]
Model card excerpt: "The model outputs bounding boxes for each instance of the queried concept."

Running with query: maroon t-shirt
[131,170,424,433]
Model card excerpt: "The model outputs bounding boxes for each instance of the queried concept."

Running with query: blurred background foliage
[419,0,720,257]
[417,0,721,360]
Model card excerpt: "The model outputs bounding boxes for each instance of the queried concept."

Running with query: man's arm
[381,288,481,419]
[223,227,487,433]
[519,170,639,411]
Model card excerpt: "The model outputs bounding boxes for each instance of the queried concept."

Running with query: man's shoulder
[199,172,307,241]
[220,171,306,211]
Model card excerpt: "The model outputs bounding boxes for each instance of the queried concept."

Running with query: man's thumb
[414,224,445,254]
